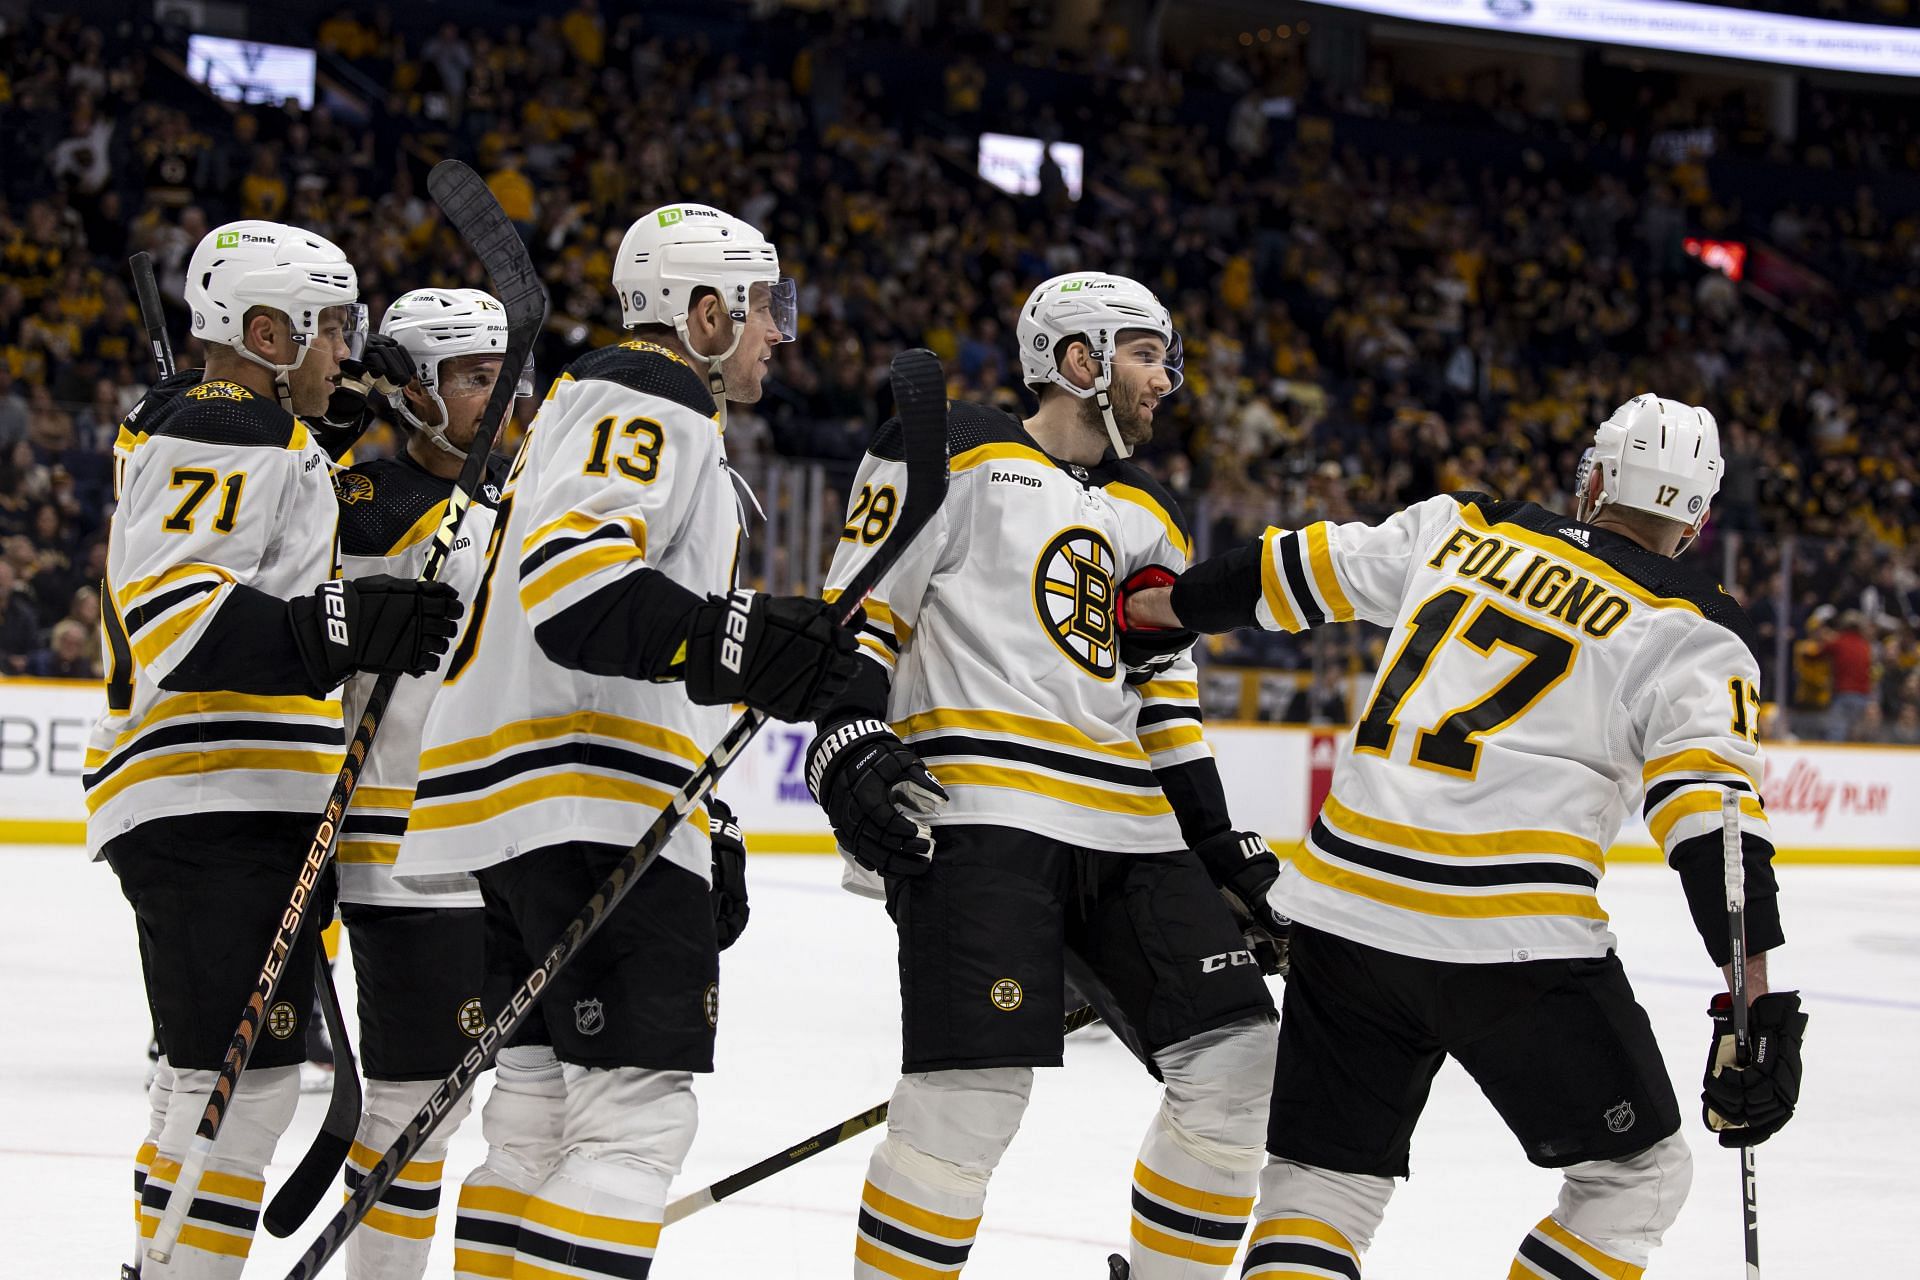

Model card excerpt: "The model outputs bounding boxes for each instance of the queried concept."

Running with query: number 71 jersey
[1237,492,1775,963]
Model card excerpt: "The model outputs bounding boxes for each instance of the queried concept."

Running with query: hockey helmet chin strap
[674,310,746,433]
[395,381,469,462]
[1045,337,1132,460]
[232,337,312,413]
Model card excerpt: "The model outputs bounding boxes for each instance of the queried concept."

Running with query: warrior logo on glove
[1034,526,1118,679]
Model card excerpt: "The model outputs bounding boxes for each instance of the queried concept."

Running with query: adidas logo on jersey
[1558,526,1592,546]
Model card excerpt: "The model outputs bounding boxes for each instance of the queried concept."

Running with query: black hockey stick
[663,1005,1101,1224]
[128,251,174,379]
[261,958,362,1236]
[281,348,952,1280]
[1722,791,1762,1279]
[145,160,548,1264]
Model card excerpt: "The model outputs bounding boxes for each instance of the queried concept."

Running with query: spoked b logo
[1033,527,1118,680]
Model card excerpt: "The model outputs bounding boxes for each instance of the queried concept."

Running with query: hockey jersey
[1181,492,1778,964]
[396,342,737,885]
[823,402,1223,855]
[333,451,504,908]
[85,379,346,853]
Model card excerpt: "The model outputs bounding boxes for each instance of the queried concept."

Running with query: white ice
[1,846,1909,1277]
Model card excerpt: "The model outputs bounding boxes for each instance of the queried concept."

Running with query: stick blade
[263,1128,353,1236]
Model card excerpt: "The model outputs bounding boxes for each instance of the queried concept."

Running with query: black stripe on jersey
[520,523,632,577]
[414,740,694,802]
[1644,775,1755,814]
[1242,1239,1361,1280]
[856,1210,973,1266]
[125,580,218,635]
[453,1214,519,1248]
[1516,1234,1598,1280]
[1136,702,1200,729]
[340,812,409,838]
[83,718,347,788]
[1311,819,1600,890]
[860,621,900,653]
[515,1225,651,1278]
[1130,1189,1247,1241]
[345,1165,441,1212]
[1275,531,1326,627]
[911,733,1160,788]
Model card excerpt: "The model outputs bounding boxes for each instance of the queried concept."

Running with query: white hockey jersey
[333,452,502,908]
[1199,492,1775,963]
[396,341,737,885]
[85,379,346,854]
[823,402,1218,854]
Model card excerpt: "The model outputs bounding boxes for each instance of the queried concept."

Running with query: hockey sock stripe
[1133,1160,1256,1220]
[452,1247,516,1279]
[1241,1240,1362,1279]
[520,1193,662,1248]
[857,1209,974,1266]
[1131,1218,1240,1267]
[1248,1217,1357,1252]
[134,1141,156,1222]
[859,1181,984,1239]
[854,1235,967,1280]
[1132,1188,1250,1241]
[455,1214,521,1248]
[507,1259,650,1280]
[510,1234,653,1279]
[345,1164,444,1214]
[1511,1218,1644,1280]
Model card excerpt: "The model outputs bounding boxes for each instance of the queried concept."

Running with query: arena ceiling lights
[1309,0,1920,76]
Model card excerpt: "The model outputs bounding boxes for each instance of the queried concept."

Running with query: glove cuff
[807,717,895,800]
[288,581,354,691]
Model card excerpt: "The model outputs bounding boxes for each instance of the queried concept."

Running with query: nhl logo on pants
[1604,1100,1635,1133]
[574,998,605,1036]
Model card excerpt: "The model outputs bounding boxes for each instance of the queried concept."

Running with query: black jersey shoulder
[1453,493,1758,648]
[565,340,716,418]
[140,378,303,449]
[866,398,1027,462]
[1090,457,1194,544]
[335,456,453,556]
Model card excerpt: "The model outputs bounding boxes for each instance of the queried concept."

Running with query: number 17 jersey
[1210,492,1775,963]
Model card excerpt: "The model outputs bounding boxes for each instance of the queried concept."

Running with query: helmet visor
[753,277,799,344]
[303,303,369,361]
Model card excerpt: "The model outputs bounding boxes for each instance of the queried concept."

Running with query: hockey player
[807,272,1282,1279]
[328,286,518,1279]
[394,203,860,1280]
[1123,395,1809,1280]
[90,219,460,1279]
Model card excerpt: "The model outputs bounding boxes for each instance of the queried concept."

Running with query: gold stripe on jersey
[129,590,222,667]
[1136,679,1198,703]
[1293,838,1607,921]
[1642,748,1757,789]
[87,748,343,812]
[895,707,1150,762]
[86,692,342,762]
[522,509,649,557]
[114,561,235,615]
[337,841,401,866]
[1104,481,1193,561]
[408,771,686,833]
[1457,503,1703,618]
[926,762,1174,816]
[1259,528,1305,633]
[518,541,645,610]
[419,711,707,773]
[1304,522,1357,622]
[1137,723,1205,753]
[384,498,450,558]
[1646,790,1765,847]
[1321,794,1605,868]
[950,441,1051,475]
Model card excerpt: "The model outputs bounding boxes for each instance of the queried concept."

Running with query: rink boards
[4,675,1917,861]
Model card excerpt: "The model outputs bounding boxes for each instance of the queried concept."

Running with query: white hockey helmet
[1016,271,1183,459]
[381,287,530,459]
[185,219,364,404]
[1575,393,1723,555]
[613,203,796,366]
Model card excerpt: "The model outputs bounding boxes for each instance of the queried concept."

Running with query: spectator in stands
[0,365,27,453]
[27,615,96,678]
[1822,610,1877,740]
[0,559,38,673]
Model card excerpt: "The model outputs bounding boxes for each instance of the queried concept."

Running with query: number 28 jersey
[1200,492,1775,963]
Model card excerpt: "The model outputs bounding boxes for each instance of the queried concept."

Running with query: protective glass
[758,277,799,343]
[301,303,370,361]
[439,357,535,400]
[1110,330,1184,397]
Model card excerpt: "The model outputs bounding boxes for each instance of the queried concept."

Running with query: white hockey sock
[344,1078,474,1280]
[1241,1158,1389,1279]
[1129,1114,1258,1279]
[453,1045,563,1280]
[142,1064,298,1280]
[513,1151,666,1279]
[855,1137,989,1278]
[1509,1217,1646,1280]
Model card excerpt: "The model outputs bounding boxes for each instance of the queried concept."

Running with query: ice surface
[1,846,1908,1277]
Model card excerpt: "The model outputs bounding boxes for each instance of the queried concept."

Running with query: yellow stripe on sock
[1535,1217,1645,1279]
[362,1204,438,1239]
[348,1141,445,1186]
[854,1235,962,1280]
[1129,1217,1239,1266]
[458,1183,531,1216]
[1249,1216,1357,1254]
[453,1247,516,1278]
[177,1223,253,1259]
[860,1182,983,1240]
[1509,1259,1551,1280]
[521,1193,661,1248]
[1132,1161,1255,1218]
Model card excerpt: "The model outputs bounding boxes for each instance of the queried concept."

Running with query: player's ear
[402,379,439,423]
[242,306,285,362]
[1057,339,1094,390]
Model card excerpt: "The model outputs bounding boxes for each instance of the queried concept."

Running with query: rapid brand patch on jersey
[335,472,376,505]
[1033,526,1118,679]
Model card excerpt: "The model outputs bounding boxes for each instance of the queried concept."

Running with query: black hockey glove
[315,333,415,459]
[683,589,864,723]
[708,796,750,951]
[1116,565,1198,686]
[1194,829,1292,977]
[807,716,948,878]
[289,575,463,691]
[1703,990,1807,1147]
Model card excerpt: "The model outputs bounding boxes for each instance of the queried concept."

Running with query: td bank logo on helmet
[657,207,720,227]
[214,230,277,248]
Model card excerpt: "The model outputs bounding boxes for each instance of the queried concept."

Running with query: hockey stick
[1722,790,1762,1279]
[281,348,953,1280]
[128,251,174,379]
[664,1005,1102,1224]
[145,160,548,1266]
[261,959,363,1236]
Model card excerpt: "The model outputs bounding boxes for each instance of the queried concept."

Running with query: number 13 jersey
[1186,492,1776,963]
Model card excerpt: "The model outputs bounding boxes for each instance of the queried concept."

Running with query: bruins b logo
[1033,527,1118,679]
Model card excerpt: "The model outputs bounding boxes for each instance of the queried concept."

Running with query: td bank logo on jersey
[1033,527,1118,679]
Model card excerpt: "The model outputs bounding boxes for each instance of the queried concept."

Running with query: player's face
[1101,335,1176,449]
[288,305,354,418]
[718,281,791,405]
[433,354,506,448]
